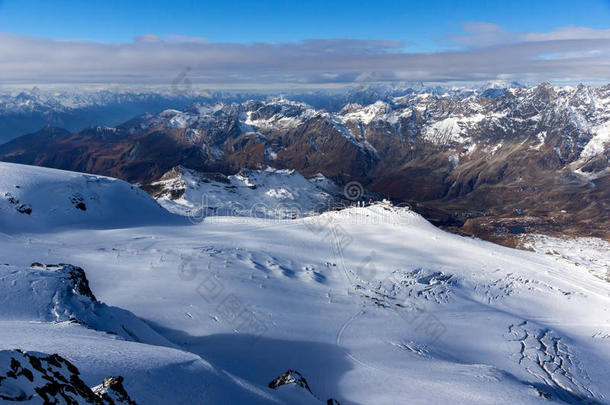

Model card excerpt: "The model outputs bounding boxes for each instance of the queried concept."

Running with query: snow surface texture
[1,162,610,404]
[521,235,610,283]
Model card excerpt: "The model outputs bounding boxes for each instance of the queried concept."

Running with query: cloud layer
[1,23,609,86]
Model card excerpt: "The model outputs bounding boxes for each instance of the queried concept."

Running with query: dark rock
[71,193,87,211]
[60,263,98,301]
[268,369,342,404]
[27,263,97,301]
[0,349,136,404]
[92,376,137,405]
[16,204,32,214]
[268,369,313,394]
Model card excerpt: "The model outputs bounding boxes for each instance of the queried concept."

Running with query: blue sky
[0,0,609,86]
[1,0,608,49]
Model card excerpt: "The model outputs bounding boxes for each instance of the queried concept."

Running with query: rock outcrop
[0,349,136,404]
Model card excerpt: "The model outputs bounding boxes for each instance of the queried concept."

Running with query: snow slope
[0,162,181,232]
[521,235,610,283]
[1,163,609,404]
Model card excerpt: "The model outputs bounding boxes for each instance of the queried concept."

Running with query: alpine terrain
[1,2,609,404]
[1,83,608,245]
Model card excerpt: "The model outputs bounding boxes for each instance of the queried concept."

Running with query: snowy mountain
[1,82,608,244]
[0,162,609,404]
[0,88,204,144]
[144,166,347,219]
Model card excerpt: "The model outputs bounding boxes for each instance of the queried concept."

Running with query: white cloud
[522,26,610,41]
[164,34,208,44]
[0,24,609,86]
[134,34,162,44]
[449,22,516,47]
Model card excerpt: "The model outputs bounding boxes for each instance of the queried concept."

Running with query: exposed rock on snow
[269,369,314,392]
[268,370,341,405]
[0,349,136,404]
[3,192,32,215]
[92,376,137,405]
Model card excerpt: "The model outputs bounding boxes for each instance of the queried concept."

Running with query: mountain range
[0,82,608,245]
